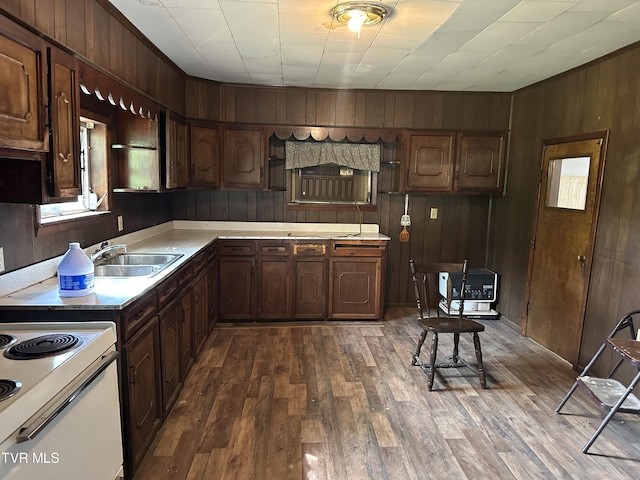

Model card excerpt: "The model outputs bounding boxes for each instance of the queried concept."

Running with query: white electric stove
[0,322,123,480]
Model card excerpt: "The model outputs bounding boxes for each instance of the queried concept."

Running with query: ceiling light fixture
[331,2,388,40]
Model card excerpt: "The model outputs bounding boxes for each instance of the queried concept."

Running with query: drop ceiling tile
[498,1,577,23]
[437,12,503,32]
[463,21,544,51]
[570,0,639,12]
[161,0,221,7]
[376,19,439,40]
[515,11,610,47]
[168,9,229,43]
[608,1,640,21]
[455,0,521,15]
[279,13,331,33]
[391,0,462,24]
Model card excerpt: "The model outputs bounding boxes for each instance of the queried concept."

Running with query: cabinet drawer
[259,242,291,256]
[174,265,193,289]
[219,241,255,256]
[330,240,387,257]
[157,279,177,308]
[123,290,158,341]
[192,251,208,273]
[293,243,326,256]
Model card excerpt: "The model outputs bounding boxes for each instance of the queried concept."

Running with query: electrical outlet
[117,216,124,232]
[430,207,438,220]
[0,247,4,273]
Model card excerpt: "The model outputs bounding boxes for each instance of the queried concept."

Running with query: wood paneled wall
[179,86,512,305]
[489,43,640,375]
[0,0,185,113]
[0,193,174,273]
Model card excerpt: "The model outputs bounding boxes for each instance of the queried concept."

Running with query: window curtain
[285,141,381,172]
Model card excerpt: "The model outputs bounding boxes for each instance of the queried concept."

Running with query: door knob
[577,255,586,262]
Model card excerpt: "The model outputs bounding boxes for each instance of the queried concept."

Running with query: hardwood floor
[132,308,640,480]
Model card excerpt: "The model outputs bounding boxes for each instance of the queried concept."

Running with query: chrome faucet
[91,242,127,263]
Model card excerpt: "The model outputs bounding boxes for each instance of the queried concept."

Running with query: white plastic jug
[58,242,95,297]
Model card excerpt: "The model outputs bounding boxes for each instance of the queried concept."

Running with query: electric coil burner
[0,380,21,402]
[3,333,82,360]
[0,334,16,349]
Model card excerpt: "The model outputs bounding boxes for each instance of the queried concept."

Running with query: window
[545,156,590,211]
[39,116,109,223]
[286,141,379,207]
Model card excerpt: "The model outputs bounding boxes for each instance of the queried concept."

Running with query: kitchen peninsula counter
[0,221,389,311]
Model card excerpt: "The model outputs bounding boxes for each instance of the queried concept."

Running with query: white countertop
[0,221,389,310]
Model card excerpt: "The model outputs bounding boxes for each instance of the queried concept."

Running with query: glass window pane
[546,156,590,210]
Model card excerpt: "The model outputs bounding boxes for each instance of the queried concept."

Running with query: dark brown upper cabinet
[402,130,507,195]
[222,125,266,189]
[47,48,81,201]
[454,132,507,194]
[402,131,455,192]
[0,16,48,152]
[162,110,188,189]
[189,121,220,188]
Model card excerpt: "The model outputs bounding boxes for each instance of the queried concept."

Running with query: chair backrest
[410,260,464,319]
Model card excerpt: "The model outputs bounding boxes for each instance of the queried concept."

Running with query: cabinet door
[123,317,162,473]
[207,258,219,330]
[257,257,291,319]
[165,111,188,189]
[193,269,208,356]
[179,288,193,380]
[403,132,454,191]
[159,300,181,417]
[48,48,80,200]
[295,259,325,319]
[0,17,47,151]
[223,126,265,189]
[219,257,253,319]
[454,132,507,194]
[329,258,382,319]
[190,123,220,187]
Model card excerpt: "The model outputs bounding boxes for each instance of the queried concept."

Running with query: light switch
[430,207,438,220]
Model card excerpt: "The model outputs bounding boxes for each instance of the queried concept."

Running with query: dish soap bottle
[58,242,95,297]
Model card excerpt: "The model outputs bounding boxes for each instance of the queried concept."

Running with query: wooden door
[123,317,161,472]
[403,132,454,191]
[219,257,253,318]
[190,123,220,187]
[158,300,181,416]
[192,269,208,356]
[257,257,291,318]
[0,17,47,151]
[454,132,506,194]
[329,258,382,319]
[49,48,80,200]
[295,259,326,318]
[525,133,607,366]
[223,126,264,188]
[165,112,188,189]
[179,288,193,380]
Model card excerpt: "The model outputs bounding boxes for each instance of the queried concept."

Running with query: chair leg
[452,332,460,363]
[412,328,428,366]
[473,332,487,389]
[428,331,438,391]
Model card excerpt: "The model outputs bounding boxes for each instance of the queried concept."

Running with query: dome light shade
[331,3,388,39]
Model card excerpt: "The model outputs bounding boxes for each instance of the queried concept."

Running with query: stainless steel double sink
[94,253,183,278]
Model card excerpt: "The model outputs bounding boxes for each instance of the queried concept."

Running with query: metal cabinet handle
[16,351,119,443]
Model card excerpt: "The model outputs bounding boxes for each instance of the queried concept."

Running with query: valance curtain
[285,141,381,172]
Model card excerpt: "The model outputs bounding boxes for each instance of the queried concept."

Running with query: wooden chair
[410,259,487,390]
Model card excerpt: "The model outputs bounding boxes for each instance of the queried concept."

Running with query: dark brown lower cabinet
[329,257,383,319]
[294,259,326,318]
[193,268,208,356]
[122,316,162,473]
[179,288,193,381]
[219,256,253,318]
[158,298,181,417]
[257,257,291,319]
